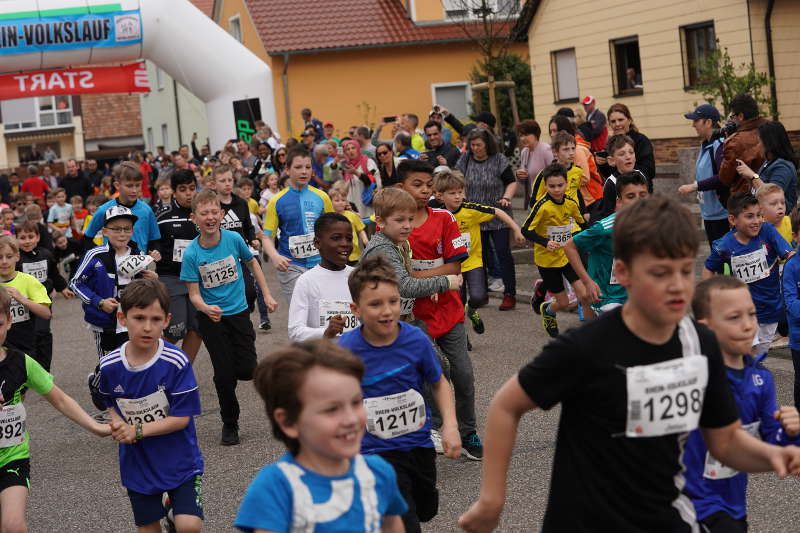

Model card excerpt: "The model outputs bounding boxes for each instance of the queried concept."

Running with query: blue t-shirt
[85,198,161,252]
[235,452,406,533]
[782,254,800,350]
[338,322,442,453]
[97,339,204,495]
[705,224,791,323]
[179,229,254,316]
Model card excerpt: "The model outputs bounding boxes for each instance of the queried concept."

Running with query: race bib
[400,298,415,316]
[411,258,444,271]
[460,233,472,253]
[364,389,426,440]
[9,299,29,324]
[117,254,154,279]
[172,239,192,263]
[703,421,760,480]
[0,404,26,448]
[288,233,318,259]
[610,261,619,285]
[731,248,770,284]
[22,260,48,283]
[117,389,170,425]
[199,255,238,289]
[318,300,359,333]
[547,224,572,245]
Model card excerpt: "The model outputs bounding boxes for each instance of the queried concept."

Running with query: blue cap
[684,104,720,122]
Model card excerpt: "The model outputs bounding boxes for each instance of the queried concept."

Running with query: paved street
[24,263,800,532]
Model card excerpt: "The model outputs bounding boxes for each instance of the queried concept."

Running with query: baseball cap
[581,96,596,105]
[684,104,720,122]
[470,111,496,128]
[301,130,314,137]
[323,122,334,128]
[104,205,138,226]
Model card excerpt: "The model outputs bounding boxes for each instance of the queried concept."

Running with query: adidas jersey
[522,194,585,268]
[263,184,333,268]
[220,195,256,245]
[453,202,495,272]
[98,339,204,494]
[155,200,198,277]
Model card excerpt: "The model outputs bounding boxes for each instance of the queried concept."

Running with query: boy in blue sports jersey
[339,256,461,533]
[703,193,794,358]
[98,278,204,533]
[262,146,333,303]
[685,276,800,533]
[180,188,277,446]
[782,208,800,409]
[236,339,407,533]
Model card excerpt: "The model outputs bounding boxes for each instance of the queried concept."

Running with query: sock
[544,303,555,316]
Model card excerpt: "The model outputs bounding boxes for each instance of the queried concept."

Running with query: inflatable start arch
[0,0,276,151]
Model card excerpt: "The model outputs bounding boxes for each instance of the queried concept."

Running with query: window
[18,142,60,164]
[146,127,154,151]
[1,96,72,131]
[610,36,642,96]
[432,82,471,118]
[443,0,516,20]
[551,48,579,102]
[229,15,242,42]
[161,124,169,151]
[681,22,716,88]
[156,67,165,91]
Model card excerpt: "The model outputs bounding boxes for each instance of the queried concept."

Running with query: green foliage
[689,41,774,118]
[470,53,532,128]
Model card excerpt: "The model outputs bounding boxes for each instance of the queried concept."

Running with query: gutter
[282,53,291,139]
[765,0,778,120]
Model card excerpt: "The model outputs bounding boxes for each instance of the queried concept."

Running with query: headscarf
[342,140,370,181]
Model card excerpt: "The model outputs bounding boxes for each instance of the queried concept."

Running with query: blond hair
[756,183,785,201]
[373,187,416,218]
[432,169,466,193]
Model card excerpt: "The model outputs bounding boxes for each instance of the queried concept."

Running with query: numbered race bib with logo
[9,299,29,324]
[288,234,317,259]
[116,390,170,426]
[364,389,426,440]
[547,224,572,245]
[460,233,472,253]
[22,260,48,283]
[411,258,444,272]
[0,404,26,448]
[198,255,238,289]
[731,248,770,284]
[400,298,415,316]
[172,239,192,263]
[318,300,359,333]
[117,254,154,279]
[703,421,761,480]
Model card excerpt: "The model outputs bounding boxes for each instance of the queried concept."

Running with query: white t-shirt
[288,264,356,342]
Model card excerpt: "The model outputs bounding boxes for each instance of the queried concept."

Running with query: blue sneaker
[462,432,483,461]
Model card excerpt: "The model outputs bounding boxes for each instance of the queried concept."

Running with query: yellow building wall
[414,0,445,21]
[528,0,799,139]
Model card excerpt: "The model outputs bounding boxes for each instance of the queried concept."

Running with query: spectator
[455,128,517,310]
[60,159,92,201]
[441,107,497,138]
[300,107,325,142]
[21,165,49,206]
[394,131,419,160]
[131,151,153,201]
[626,68,643,90]
[578,96,609,153]
[375,142,400,188]
[41,165,58,189]
[84,159,104,188]
[249,142,275,182]
[719,93,770,195]
[42,145,57,163]
[300,130,315,151]
[516,120,554,210]
[237,140,258,170]
[606,103,656,190]
[427,107,454,145]
[322,122,340,144]
[253,120,281,150]
[420,120,460,167]
[310,144,336,190]
[189,133,210,165]
[735,120,798,212]
[272,146,288,175]
[340,139,379,218]
[399,113,426,153]
[550,113,603,210]
[354,126,376,161]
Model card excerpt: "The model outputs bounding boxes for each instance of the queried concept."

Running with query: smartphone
[382,115,397,123]
[596,150,608,158]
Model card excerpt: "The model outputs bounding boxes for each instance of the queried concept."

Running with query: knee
[2,520,27,533]
[174,516,202,533]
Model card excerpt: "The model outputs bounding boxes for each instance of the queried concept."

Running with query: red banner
[0,62,150,100]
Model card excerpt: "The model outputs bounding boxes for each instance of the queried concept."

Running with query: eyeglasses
[377,151,390,156]
[105,226,133,234]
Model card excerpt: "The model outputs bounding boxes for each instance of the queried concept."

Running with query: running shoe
[259,321,271,331]
[531,279,546,314]
[430,429,444,454]
[499,294,516,311]
[221,423,240,446]
[162,494,177,533]
[540,302,559,338]
[462,432,483,461]
[466,306,485,334]
[488,277,505,292]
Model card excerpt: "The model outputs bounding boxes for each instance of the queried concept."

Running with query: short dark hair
[237,177,255,189]
[692,276,748,320]
[253,339,364,455]
[394,131,412,149]
[726,192,759,217]
[348,255,399,302]
[548,114,575,136]
[119,278,170,315]
[314,212,351,236]
[616,171,649,197]
[606,134,635,156]
[16,220,39,236]
[516,119,541,139]
[614,195,699,265]
[286,146,311,168]
[541,162,568,183]
[730,93,759,120]
[423,120,441,132]
[466,128,499,156]
[355,126,371,138]
[405,113,419,128]
[397,158,434,183]
[551,131,576,152]
[171,169,196,190]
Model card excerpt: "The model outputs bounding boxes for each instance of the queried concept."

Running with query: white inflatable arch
[0,0,276,151]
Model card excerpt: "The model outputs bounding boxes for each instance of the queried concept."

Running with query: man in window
[579,96,609,153]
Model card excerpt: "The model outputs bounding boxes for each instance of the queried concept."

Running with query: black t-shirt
[153,200,198,277]
[517,307,738,533]
[219,195,255,244]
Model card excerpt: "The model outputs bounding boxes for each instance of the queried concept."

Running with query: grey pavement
[25,248,800,532]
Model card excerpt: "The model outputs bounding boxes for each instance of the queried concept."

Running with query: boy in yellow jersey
[758,183,792,245]
[522,162,587,337]
[433,169,524,334]
[530,131,585,209]
[329,183,368,265]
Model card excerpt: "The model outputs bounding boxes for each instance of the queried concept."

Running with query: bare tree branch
[440,0,522,66]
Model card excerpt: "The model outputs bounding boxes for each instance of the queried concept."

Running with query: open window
[610,36,642,96]
[551,48,579,103]
[681,21,716,89]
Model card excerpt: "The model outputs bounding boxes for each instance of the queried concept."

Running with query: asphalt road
[25,262,800,532]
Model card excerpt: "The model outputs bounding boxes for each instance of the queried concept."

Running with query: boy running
[530,131,585,206]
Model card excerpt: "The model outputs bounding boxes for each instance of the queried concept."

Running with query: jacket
[758,157,797,213]
[695,137,727,220]
[719,117,768,194]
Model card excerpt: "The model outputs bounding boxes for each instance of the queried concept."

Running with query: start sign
[0,62,149,99]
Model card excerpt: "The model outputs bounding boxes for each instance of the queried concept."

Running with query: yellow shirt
[82,215,104,245]
[522,194,585,268]
[246,197,259,216]
[453,202,495,272]
[776,216,792,245]
[2,272,51,326]
[341,210,366,262]
[530,163,583,205]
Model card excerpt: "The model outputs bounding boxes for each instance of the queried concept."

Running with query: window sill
[612,89,643,98]
[554,97,579,105]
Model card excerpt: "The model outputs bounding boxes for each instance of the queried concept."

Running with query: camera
[710,116,738,141]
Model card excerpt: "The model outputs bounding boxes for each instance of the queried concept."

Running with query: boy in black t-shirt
[459,196,800,533]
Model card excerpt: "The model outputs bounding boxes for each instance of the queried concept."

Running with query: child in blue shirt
[180,188,277,446]
[685,276,800,533]
[781,208,800,409]
[339,255,461,533]
[235,339,407,533]
[98,278,204,533]
[703,193,794,357]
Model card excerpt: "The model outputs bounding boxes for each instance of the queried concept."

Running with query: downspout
[173,78,183,145]
[764,0,778,120]
[282,53,292,139]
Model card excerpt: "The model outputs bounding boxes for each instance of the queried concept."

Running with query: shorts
[276,264,308,303]
[699,511,747,533]
[161,275,199,341]
[537,264,578,294]
[590,302,623,315]
[127,474,204,527]
[379,447,438,532]
[0,459,30,493]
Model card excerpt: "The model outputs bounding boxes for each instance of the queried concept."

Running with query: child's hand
[110,420,136,444]
[92,422,112,437]
[100,298,118,314]
[584,279,603,304]
[3,287,23,302]
[546,240,560,251]
[148,250,162,262]
[446,274,463,291]
[60,288,75,299]
[323,315,345,338]
[265,294,278,312]
[776,406,800,437]
[513,230,525,246]
[430,294,439,304]
[441,423,462,459]
[140,269,158,280]
[204,305,223,322]
[271,253,290,272]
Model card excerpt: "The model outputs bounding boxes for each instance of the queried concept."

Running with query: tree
[470,53,532,128]
[689,41,774,118]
